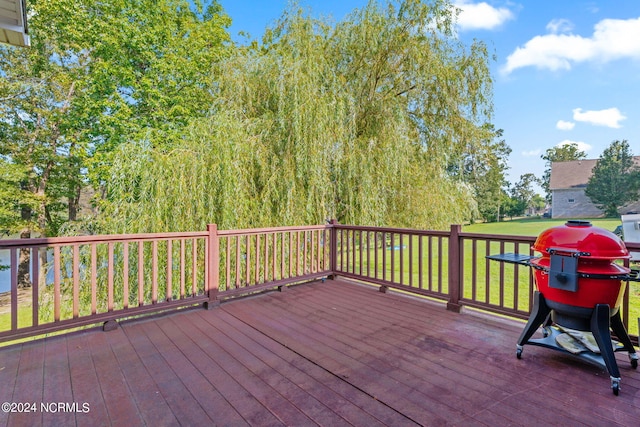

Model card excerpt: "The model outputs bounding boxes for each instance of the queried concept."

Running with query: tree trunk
[17,188,32,288]
[18,229,31,288]
[68,185,81,221]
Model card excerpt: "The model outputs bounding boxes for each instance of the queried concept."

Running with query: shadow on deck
[1,278,639,426]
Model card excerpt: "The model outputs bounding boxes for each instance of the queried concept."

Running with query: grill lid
[532,220,630,260]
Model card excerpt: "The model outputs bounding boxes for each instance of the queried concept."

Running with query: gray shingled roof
[550,157,640,190]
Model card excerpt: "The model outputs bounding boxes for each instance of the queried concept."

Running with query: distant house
[549,157,640,219]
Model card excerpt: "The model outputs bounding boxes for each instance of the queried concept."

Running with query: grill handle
[546,247,591,257]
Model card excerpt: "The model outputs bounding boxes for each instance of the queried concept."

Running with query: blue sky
[217,0,640,191]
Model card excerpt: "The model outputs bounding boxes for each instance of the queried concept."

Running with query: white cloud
[502,16,640,74]
[572,107,626,128]
[556,140,592,152]
[522,149,541,157]
[546,19,574,34]
[556,120,575,130]
[454,1,514,31]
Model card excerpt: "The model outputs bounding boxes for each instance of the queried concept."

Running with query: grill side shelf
[486,253,537,266]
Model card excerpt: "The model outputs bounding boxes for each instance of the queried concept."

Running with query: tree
[101,0,496,232]
[585,140,640,217]
[502,195,523,219]
[508,173,541,217]
[448,125,511,222]
[0,0,231,286]
[0,0,231,236]
[530,194,546,214]
[0,162,36,235]
[541,142,587,203]
[0,11,94,285]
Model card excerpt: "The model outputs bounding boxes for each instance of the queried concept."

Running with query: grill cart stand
[516,291,637,395]
[488,247,640,395]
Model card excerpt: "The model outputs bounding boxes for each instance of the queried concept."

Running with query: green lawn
[0,304,38,344]
[462,217,622,236]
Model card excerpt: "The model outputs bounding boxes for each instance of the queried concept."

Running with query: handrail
[214,224,332,298]
[1,222,637,345]
[0,231,209,248]
[219,224,330,236]
[332,225,450,300]
[334,223,450,237]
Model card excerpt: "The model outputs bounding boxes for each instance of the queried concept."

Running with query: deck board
[7,339,45,426]
[224,291,464,425]
[194,318,351,426]
[209,310,400,427]
[1,278,639,426]
[41,337,74,427]
[90,329,145,426]
[67,333,111,426]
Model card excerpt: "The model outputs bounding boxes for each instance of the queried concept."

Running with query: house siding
[551,188,604,218]
[550,156,640,218]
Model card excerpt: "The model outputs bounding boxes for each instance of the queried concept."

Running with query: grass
[0,298,40,345]
[0,305,33,327]
[462,217,622,236]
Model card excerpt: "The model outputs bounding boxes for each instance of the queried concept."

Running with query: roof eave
[0,0,30,47]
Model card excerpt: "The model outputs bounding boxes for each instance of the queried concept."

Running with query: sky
[217,0,640,190]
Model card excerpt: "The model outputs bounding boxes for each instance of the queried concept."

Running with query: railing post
[206,224,220,309]
[10,248,18,331]
[329,219,338,280]
[447,224,463,312]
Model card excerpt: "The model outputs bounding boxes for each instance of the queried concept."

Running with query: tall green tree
[0,0,231,237]
[102,0,496,232]
[0,14,89,240]
[448,125,511,222]
[0,0,230,286]
[509,173,541,216]
[585,140,640,217]
[540,143,587,203]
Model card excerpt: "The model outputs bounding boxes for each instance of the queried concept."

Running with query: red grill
[531,220,629,309]
[489,220,639,395]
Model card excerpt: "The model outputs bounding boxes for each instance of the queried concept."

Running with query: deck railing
[0,231,211,342]
[1,223,638,344]
[457,230,537,320]
[336,224,640,343]
[213,225,332,299]
[332,225,450,301]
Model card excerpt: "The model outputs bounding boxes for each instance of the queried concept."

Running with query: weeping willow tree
[101,0,495,233]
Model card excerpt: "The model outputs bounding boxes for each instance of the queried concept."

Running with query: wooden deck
[1,278,639,426]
